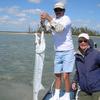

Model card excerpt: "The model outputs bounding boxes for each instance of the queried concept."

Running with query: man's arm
[41,12,71,33]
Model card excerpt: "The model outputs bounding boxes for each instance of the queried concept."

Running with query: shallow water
[0,33,100,100]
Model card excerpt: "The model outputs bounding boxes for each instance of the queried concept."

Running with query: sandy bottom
[0,81,32,100]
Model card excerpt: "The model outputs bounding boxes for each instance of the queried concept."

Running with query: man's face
[54,8,64,18]
[78,37,89,51]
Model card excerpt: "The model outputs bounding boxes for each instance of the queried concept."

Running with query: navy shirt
[75,48,100,94]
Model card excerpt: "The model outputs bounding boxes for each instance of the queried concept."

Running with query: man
[72,33,100,100]
[41,2,75,100]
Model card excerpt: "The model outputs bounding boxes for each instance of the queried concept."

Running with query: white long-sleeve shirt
[47,15,74,51]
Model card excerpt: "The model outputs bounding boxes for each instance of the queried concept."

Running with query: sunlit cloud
[28,0,41,3]
[0,6,41,26]
[0,6,42,17]
[23,8,42,15]
[0,6,41,31]
[0,15,39,28]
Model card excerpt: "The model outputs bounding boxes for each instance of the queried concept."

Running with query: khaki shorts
[78,91,100,100]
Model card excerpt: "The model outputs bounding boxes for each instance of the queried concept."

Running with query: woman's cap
[78,33,90,40]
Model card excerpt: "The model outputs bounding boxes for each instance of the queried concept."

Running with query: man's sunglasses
[78,39,88,43]
[54,8,64,12]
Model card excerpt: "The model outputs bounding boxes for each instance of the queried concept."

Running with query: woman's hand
[72,82,77,91]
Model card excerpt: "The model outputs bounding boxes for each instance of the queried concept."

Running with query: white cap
[78,33,89,40]
[54,2,65,9]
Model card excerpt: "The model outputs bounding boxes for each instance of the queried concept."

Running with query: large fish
[33,31,46,100]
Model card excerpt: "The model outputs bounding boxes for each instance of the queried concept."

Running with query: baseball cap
[54,2,65,9]
[78,33,90,40]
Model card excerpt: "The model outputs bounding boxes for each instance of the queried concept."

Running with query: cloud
[28,0,41,3]
[88,10,94,14]
[97,3,100,7]
[96,24,100,31]
[23,8,42,15]
[0,6,26,17]
[0,6,41,31]
[0,16,26,26]
[0,15,33,32]
[0,16,10,24]
[72,19,100,32]
[72,19,91,27]
[57,0,67,5]
[0,6,42,17]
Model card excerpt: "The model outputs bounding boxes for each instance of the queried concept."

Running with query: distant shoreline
[0,31,100,37]
[0,31,34,35]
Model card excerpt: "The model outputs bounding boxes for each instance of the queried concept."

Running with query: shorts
[54,49,75,73]
[78,91,100,100]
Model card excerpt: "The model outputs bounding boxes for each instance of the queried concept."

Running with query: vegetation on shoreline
[0,27,100,36]
[36,26,100,36]
[72,27,100,36]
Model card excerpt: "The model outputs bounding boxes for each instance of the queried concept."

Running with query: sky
[0,0,100,32]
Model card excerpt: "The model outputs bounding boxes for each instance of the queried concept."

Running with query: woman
[72,33,100,100]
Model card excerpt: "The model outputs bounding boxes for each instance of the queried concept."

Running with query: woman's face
[78,37,89,51]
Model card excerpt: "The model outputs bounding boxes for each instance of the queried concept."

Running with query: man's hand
[41,12,52,22]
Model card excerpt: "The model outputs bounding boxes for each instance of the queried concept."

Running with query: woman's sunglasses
[78,39,88,43]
